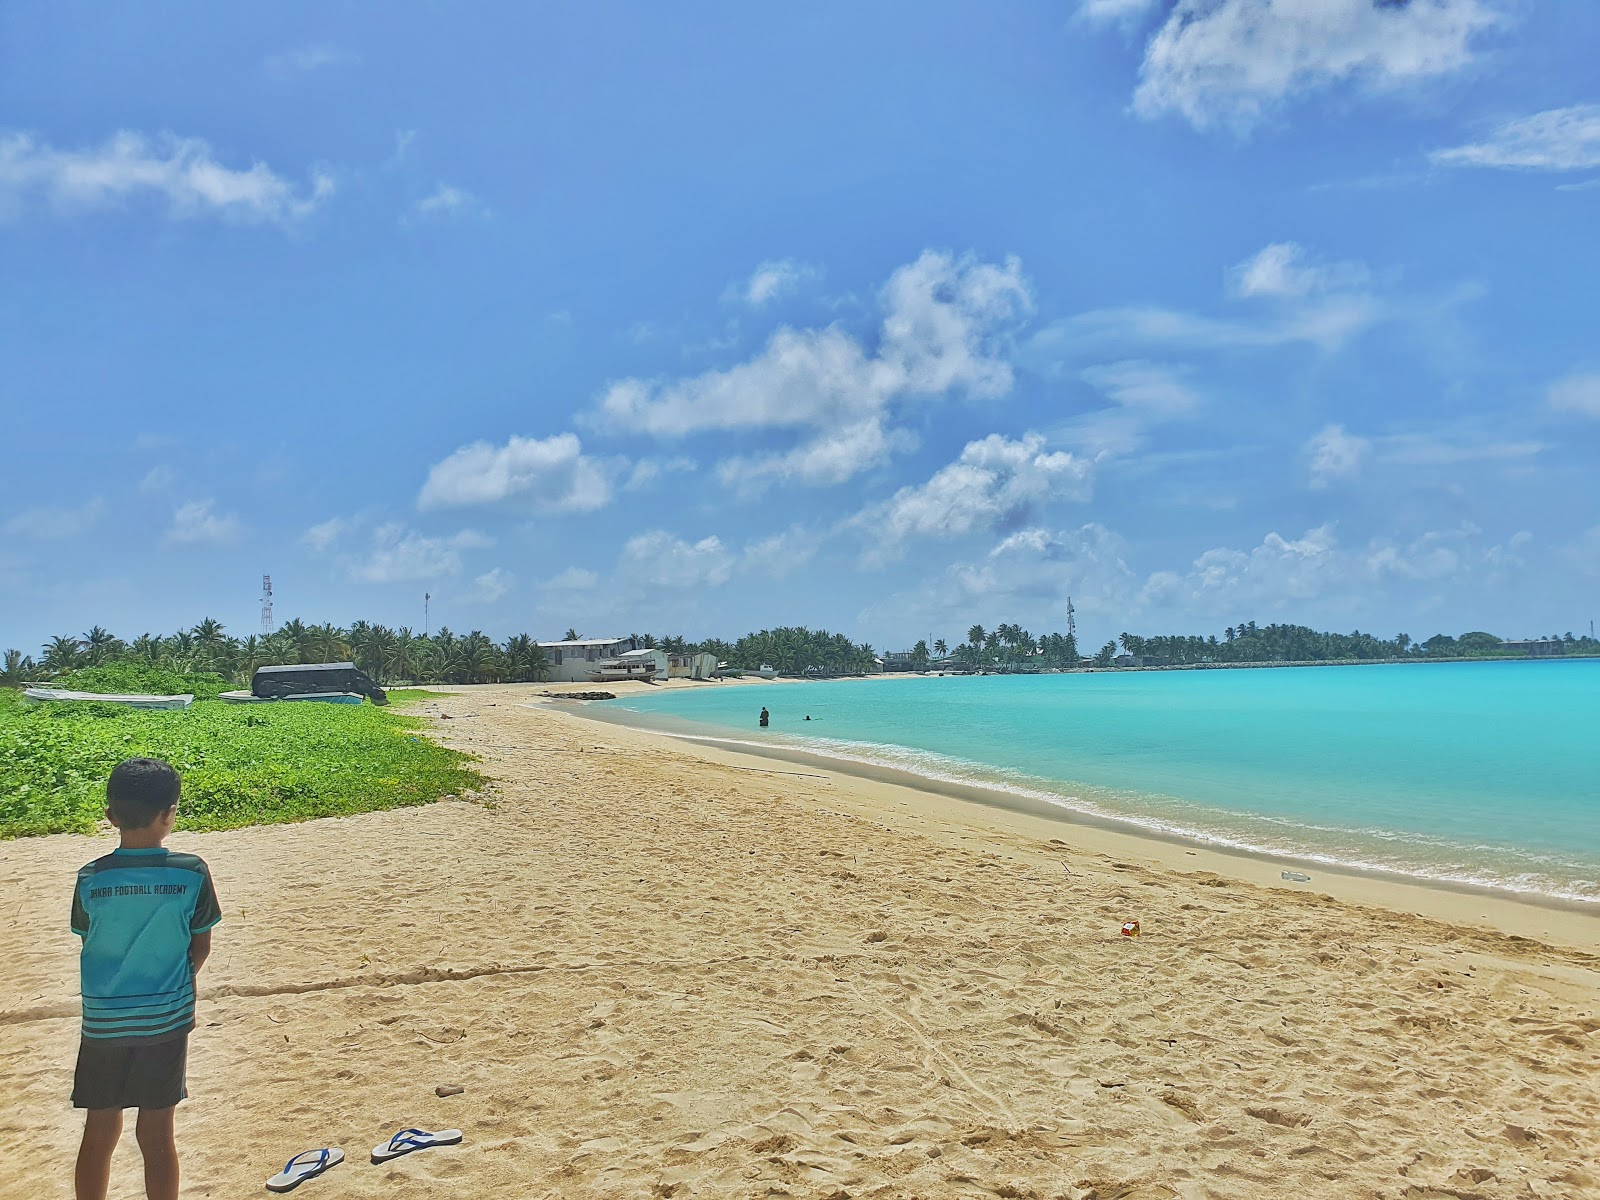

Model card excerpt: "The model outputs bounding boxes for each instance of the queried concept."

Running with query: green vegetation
[384,689,459,705]
[0,677,484,840]
[3,615,1592,696]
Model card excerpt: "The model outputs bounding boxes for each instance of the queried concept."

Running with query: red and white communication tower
[260,574,275,636]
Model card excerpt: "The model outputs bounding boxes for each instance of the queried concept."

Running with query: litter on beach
[1281,870,1312,882]
[266,1147,344,1192]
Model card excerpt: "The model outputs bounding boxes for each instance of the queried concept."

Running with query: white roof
[536,637,628,648]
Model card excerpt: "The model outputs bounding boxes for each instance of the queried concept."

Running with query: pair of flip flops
[265,1129,462,1192]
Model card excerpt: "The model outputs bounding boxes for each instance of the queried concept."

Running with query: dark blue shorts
[72,1033,188,1110]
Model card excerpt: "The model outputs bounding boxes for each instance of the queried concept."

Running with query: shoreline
[5,682,1597,1198]
[555,693,1600,952]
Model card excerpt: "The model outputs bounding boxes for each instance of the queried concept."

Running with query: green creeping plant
[0,693,485,838]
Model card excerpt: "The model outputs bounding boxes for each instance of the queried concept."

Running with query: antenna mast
[260,574,274,636]
[1066,595,1076,642]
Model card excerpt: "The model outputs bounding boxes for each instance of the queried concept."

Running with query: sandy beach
[2,681,1596,1199]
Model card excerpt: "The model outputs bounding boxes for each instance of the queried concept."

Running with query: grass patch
[0,689,485,838]
[385,689,459,705]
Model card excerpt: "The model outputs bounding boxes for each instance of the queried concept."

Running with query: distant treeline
[2,618,1591,689]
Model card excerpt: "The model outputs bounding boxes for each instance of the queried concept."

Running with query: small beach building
[537,636,641,682]
[667,651,719,680]
[1500,638,1566,657]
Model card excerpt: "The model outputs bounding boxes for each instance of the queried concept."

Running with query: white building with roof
[537,636,641,682]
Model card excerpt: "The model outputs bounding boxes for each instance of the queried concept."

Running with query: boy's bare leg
[134,1107,178,1200]
[74,1109,122,1200]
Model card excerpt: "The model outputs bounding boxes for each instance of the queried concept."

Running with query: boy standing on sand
[70,758,222,1200]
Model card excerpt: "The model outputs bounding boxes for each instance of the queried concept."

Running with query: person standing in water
[759,707,769,728]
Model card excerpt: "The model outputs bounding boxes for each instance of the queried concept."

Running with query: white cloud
[0,130,334,224]
[1035,292,1384,358]
[1078,0,1161,26]
[1366,524,1479,581]
[742,258,819,306]
[139,465,175,494]
[542,566,599,592]
[1305,423,1371,487]
[264,45,359,75]
[1228,242,1371,298]
[717,418,917,493]
[855,433,1092,562]
[468,567,514,603]
[4,497,105,540]
[623,456,697,491]
[1432,105,1600,171]
[1549,371,1600,417]
[1126,0,1506,132]
[351,524,491,583]
[418,432,614,513]
[619,531,735,588]
[166,500,241,545]
[415,183,485,218]
[1376,430,1544,466]
[301,516,353,552]
[866,522,1139,632]
[1067,361,1201,456]
[592,250,1030,486]
[742,526,822,579]
[1144,525,1343,612]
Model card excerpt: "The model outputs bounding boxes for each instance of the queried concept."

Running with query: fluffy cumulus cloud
[468,567,514,603]
[741,258,819,306]
[619,531,736,588]
[1305,423,1371,487]
[418,432,614,513]
[350,525,492,583]
[1143,525,1343,612]
[0,130,333,223]
[165,500,241,545]
[717,417,918,493]
[4,497,105,540]
[1432,105,1600,171]
[1122,0,1506,132]
[1548,371,1600,417]
[864,522,1139,632]
[593,251,1031,487]
[1228,242,1371,299]
[855,433,1092,562]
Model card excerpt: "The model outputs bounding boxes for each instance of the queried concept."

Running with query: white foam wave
[656,727,1600,905]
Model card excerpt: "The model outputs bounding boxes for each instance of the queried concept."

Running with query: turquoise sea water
[610,662,1600,903]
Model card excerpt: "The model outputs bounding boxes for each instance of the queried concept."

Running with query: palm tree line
[5,617,1589,690]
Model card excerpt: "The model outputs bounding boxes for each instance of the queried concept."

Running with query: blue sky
[3,1,1598,653]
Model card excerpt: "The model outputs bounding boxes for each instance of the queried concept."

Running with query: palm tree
[933,639,947,658]
[41,634,85,676]
[967,624,986,650]
[82,626,123,666]
[563,628,582,641]
[1,649,38,686]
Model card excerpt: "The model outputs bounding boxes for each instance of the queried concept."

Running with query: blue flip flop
[266,1147,344,1192]
[371,1128,463,1163]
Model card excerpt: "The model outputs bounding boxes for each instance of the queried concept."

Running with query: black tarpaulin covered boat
[250,662,388,705]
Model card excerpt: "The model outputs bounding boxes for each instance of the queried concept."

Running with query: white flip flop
[266,1147,344,1192]
[371,1128,463,1163]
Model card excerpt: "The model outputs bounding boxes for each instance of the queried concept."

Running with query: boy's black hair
[106,758,181,829]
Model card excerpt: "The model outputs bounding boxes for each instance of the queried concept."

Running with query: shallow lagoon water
[612,661,1600,903]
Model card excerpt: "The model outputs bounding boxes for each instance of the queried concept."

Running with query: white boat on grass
[24,688,193,711]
